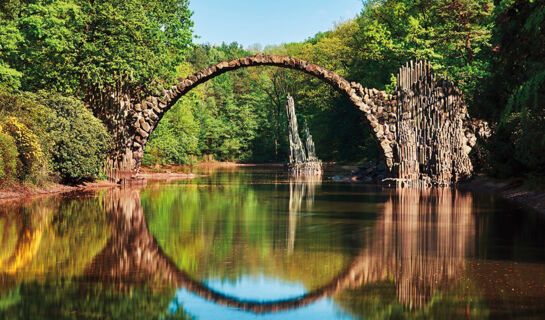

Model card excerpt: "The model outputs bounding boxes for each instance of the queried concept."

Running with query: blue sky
[189,0,363,48]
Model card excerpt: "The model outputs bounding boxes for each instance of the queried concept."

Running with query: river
[1,166,544,319]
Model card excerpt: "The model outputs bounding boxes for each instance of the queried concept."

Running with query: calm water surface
[1,167,544,319]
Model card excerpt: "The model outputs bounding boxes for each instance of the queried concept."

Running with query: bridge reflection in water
[365,188,474,308]
[2,174,545,318]
[82,185,475,314]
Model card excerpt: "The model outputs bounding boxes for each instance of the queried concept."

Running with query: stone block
[358,103,370,113]
[134,135,144,145]
[141,120,151,132]
[137,128,149,138]
[149,111,158,121]
[134,117,142,129]
[228,59,240,68]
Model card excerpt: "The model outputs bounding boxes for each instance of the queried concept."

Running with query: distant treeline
[0,0,543,186]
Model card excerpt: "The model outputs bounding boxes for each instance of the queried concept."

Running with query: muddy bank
[0,180,119,202]
[0,171,202,202]
[459,176,545,215]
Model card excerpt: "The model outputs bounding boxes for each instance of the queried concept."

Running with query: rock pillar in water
[285,95,322,176]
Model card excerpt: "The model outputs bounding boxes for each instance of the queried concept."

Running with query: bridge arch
[108,57,485,186]
[124,54,396,176]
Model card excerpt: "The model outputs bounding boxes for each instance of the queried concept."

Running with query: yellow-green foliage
[0,124,18,184]
[0,117,45,181]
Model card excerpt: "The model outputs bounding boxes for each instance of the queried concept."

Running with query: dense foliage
[0,0,194,185]
[485,0,545,179]
[34,92,112,183]
[0,0,193,95]
[0,91,111,184]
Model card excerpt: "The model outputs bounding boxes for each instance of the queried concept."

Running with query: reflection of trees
[2,180,545,317]
[0,280,184,319]
[0,195,154,319]
[0,201,48,275]
[287,175,321,254]
[0,195,109,279]
[142,177,350,287]
[0,185,480,316]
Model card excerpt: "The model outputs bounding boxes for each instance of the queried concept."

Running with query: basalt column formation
[390,61,489,187]
[285,95,322,176]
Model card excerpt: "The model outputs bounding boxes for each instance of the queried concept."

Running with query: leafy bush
[33,92,112,184]
[0,116,45,182]
[490,72,545,178]
[0,90,112,185]
[0,128,18,185]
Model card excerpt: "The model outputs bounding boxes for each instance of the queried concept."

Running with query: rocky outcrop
[286,95,322,176]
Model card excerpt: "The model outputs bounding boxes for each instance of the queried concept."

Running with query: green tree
[485,0,545,178]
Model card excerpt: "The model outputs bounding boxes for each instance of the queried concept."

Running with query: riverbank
[459,176,545,215]
[0,180,119,202]
[331,165,545,216]
[2,166,543,216]
[0,171,202,202]
[0,163,280,201]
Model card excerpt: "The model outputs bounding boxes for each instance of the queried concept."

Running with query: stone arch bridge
[106,55,488,186]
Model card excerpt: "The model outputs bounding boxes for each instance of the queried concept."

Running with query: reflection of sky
[168,274,354,319]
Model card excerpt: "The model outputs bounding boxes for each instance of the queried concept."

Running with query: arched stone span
[121,54,396,176]
[108,56,488,186]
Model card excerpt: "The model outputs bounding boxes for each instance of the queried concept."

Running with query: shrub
[0,128,18,184]
[0,90,112,184]
[33,92,111,184]
[0,116,45,182]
